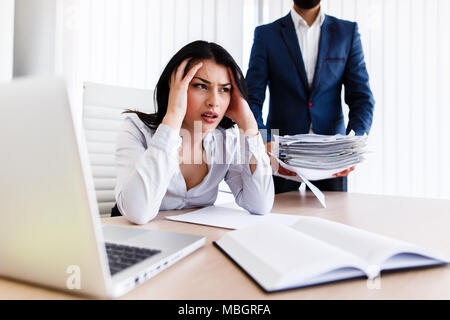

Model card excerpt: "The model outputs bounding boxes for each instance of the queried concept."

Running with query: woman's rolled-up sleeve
[224,130,274,215]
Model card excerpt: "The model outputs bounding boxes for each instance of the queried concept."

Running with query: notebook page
[291,217,446,268]
[216,223,367,291]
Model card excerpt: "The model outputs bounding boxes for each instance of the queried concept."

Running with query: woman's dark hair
[124,40,249,130]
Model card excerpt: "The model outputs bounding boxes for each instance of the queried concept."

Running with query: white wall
[13,0,57,77]
[12,0,449,200]
[0,0,15,82]
[261,0,450,200]
[55,0,249,125]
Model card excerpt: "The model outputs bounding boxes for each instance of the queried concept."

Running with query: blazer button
[309,102,313,108]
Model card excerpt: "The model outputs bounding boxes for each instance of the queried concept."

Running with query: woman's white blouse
[114,114,274,225]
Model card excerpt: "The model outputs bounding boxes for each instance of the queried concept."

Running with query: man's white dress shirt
[114,114,274,225]
[291,7,325,134]
[290,6,325,88]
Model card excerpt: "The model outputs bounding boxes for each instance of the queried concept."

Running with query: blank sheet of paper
[166,204,301,230]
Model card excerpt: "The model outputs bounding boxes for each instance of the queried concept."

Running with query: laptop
[0,76,205,298]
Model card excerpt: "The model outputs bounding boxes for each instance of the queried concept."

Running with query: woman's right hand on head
[162,59,203,130]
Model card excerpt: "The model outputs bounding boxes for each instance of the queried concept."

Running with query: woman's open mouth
[201,111,219,123]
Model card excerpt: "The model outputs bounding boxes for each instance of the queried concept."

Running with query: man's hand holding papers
[265,133,367,208]
[266,141,359,180]
[332,166,355,177]
[271,133,367,181]
[266,141,297,177]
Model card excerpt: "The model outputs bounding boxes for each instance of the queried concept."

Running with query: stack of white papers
[276,133,367,170]
[268,133,367,208]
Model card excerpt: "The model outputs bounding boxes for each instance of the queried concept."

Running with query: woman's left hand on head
[225,68,258,135]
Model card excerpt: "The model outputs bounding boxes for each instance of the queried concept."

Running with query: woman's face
[183,59,232,133]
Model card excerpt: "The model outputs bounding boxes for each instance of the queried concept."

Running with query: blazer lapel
[311,16,336,93]
[280,14,309,93]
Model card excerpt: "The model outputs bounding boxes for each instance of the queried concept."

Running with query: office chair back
[82,82,154,216]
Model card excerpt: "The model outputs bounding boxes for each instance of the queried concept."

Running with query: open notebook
[214,216,449,292]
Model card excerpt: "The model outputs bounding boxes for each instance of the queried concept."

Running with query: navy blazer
[246,13,375,141]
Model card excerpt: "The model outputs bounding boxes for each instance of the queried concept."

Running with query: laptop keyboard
[105,243,161,276]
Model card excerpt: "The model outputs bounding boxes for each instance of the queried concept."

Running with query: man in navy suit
[246,0,374,194]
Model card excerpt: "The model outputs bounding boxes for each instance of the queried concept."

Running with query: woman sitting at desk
[112,41,274,224]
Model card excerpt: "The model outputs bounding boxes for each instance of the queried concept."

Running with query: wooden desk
[1,191,449,299]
